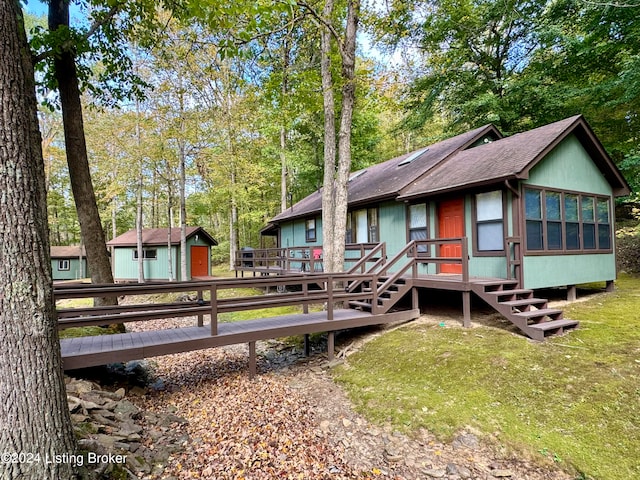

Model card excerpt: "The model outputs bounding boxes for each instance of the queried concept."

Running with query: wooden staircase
[348,276,413,314]
[471,280,579,341]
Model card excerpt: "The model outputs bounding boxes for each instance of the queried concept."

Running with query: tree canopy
[22,0,638,266]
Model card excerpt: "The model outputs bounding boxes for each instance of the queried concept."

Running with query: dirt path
[123,314,574,479]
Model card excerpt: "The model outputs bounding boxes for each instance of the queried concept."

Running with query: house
[51,246,88,281]
[263,115,630,297]
[107,227,217,281]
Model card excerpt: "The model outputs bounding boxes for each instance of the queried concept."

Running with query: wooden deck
[60,308,419,371]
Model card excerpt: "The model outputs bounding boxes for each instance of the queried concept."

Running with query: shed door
[190,246,209,278]
[438,198,464,274]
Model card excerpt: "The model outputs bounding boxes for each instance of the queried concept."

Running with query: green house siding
[112,246,177,281]
[523,254,616,289]
[51,258,88,281]
[523,135,612,195]
[521,134,617,288]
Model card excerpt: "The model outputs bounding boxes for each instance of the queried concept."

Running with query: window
[597,198,611,249]
[133,249,157,260]
[346,207,379,243]
[305,218,317,242]
[58,259,70,271]
[565,194,579,250]
[546,191,562,250]
[524,187,612,253]
[408,203,428,253]
[525,189,543,250]
[476,191,504,252]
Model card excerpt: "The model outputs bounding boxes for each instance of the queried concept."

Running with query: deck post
[412,287,419,311]
[210,284,218,336]
[462,290,471,328]
[327,331,335,360]
[605,280,614,292]
[567,285,577,302]
[304,334,310,356]
[303,280,309,314]
[327,275,334,321]
[248,341,257,379]
[197,289,204,327]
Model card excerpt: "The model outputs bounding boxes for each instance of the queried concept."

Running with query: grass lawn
[334,274,640,480]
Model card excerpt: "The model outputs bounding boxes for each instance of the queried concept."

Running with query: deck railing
[234,243,382,275]
[55,273,381,336]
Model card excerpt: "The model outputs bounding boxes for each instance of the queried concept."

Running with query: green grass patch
[59,326,115,339]
[334,274,640,480]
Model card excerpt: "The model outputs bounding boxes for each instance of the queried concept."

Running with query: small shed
[107,227,217,281]
[51,246,88,281]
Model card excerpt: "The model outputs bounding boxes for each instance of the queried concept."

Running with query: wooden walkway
[60,306,419,371]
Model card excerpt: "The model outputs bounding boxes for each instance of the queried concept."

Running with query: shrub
[616,224,640,274]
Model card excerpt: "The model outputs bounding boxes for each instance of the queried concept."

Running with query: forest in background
[30,0,640,265]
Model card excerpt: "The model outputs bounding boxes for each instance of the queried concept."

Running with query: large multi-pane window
[346,207,379,243]
[475,191,504,252]
[525,187,611,252]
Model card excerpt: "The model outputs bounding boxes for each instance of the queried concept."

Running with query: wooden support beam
[462,291,471,328]
[567,285,577,302]
[210,285,218,336]
[304,334,310,357]
[606,280,614,292]
[197,289,204,327]
[327,332,335,361]
[248,341,257,379]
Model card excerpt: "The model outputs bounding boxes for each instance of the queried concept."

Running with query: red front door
[438,198,464,274]
[190,246,209,278]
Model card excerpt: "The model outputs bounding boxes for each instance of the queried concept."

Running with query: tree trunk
[0,2,77,478]
[136,99,145,283]
[320,0,337,273]
[333,0,360,272]
[49,0,116,300]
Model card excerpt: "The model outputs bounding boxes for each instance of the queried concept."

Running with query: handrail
[55,273,379,334]
[346,242,386,274]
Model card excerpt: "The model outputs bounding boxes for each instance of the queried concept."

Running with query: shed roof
[51,245,86,258]
[107,227,217,247]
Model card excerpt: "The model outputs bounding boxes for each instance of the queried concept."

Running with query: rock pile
[65,377,189,479]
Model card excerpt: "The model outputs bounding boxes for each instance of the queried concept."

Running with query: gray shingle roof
[271,123,500,222]
[267,115,630,226]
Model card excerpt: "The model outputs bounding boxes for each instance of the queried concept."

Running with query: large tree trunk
[0,1,77,478]
[320,0,359,273]
[320,0,337,273]
[49,0,116,298]
[333,0,360,272]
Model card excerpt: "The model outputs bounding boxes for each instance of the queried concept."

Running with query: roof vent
[348,170,367,182]
[398,147,429,167]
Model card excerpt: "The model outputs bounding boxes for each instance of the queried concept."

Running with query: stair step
[348,300,372,310]
[513,308,563,319]
[483,289,533,298]
[500,298,548,308]
[477,280,519,291]
[528,319,579,331]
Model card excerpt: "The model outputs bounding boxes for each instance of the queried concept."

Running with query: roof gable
[399,115,630,199]
[107,227,217,247]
